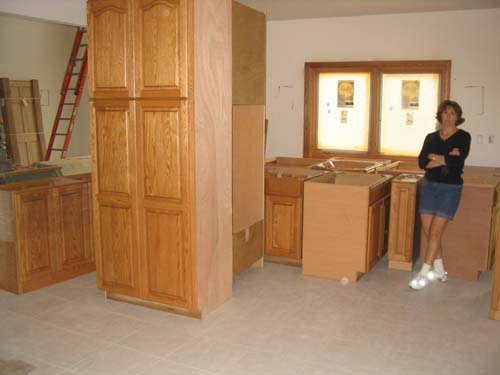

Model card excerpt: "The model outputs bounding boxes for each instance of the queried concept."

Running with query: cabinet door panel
[98,204,137,291]
[366,195,389,271]
[91,101,135,196]
[265,195,302,259]
[135,0,188,98]
[388,184,414,262]
[137,100,187,202]
[58,184,92,268]
[88,0,134,98]
[143,209,189,306]
[91,100,139,295]
[16,190,55,281]
[136,99,193,307]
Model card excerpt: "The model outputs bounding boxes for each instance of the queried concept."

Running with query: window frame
[303,60,451,160]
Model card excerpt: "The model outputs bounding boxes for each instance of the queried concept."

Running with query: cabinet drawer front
[265,175,302,197]
[88,0,134,98]
[135,0,189,98]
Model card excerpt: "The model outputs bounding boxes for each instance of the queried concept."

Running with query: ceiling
[236,0,500,20]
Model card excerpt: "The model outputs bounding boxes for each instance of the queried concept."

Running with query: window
[304,60,451,160]
[317,72,371,152]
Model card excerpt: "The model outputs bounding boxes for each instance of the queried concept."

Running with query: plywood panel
[135,0,188,97]
[87,0,133,98]
[302,181,369,282]
[232,104,265,233]
[233,220,264,277]
[232,2,265,105]
[421,185,495,280]
[194,0,232,314]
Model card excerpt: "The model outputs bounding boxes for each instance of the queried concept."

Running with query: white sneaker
[409,274,428,290]
[427,269,448,282]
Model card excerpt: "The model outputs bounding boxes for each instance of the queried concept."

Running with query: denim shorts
[418,178,463,220]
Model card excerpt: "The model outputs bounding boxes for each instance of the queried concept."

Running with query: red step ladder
[44,28,88,160]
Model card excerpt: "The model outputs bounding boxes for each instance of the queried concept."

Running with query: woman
[410,100,471,290]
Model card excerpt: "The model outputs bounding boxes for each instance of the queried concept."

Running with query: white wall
[266,8,500,166]
[0,0,86,26]
[0,14,90,158]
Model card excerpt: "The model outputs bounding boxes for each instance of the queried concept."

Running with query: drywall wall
[0,0,86,26]
[266,8,500,166]
[0,14,90,158]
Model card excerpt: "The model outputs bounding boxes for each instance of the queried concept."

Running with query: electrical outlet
[488,135,495,144]
[477,135,483,144]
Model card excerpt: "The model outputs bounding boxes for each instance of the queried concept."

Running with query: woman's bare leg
[424,216,449,265]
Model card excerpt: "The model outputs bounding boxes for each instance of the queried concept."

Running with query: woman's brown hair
[436,100,465,126]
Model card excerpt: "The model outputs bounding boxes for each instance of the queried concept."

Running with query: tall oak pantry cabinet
[87,0,232,318]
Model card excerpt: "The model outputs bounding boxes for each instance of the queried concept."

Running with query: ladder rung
[68,87,77,90]
[59,117,73,120]
[50,148,65,152]
[74,58,85,61]
[80,44,88,47]
[63,103,76,105]
[55,133,68,136]
[71,73,80,76]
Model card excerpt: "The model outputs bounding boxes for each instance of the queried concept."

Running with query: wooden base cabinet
[302,173,392,281]
[264,166,328,260]
[0,178,94,294]
[387,174,423,271]
[88,0,232,317]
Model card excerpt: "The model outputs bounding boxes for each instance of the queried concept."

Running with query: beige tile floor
[1,258,500,375]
